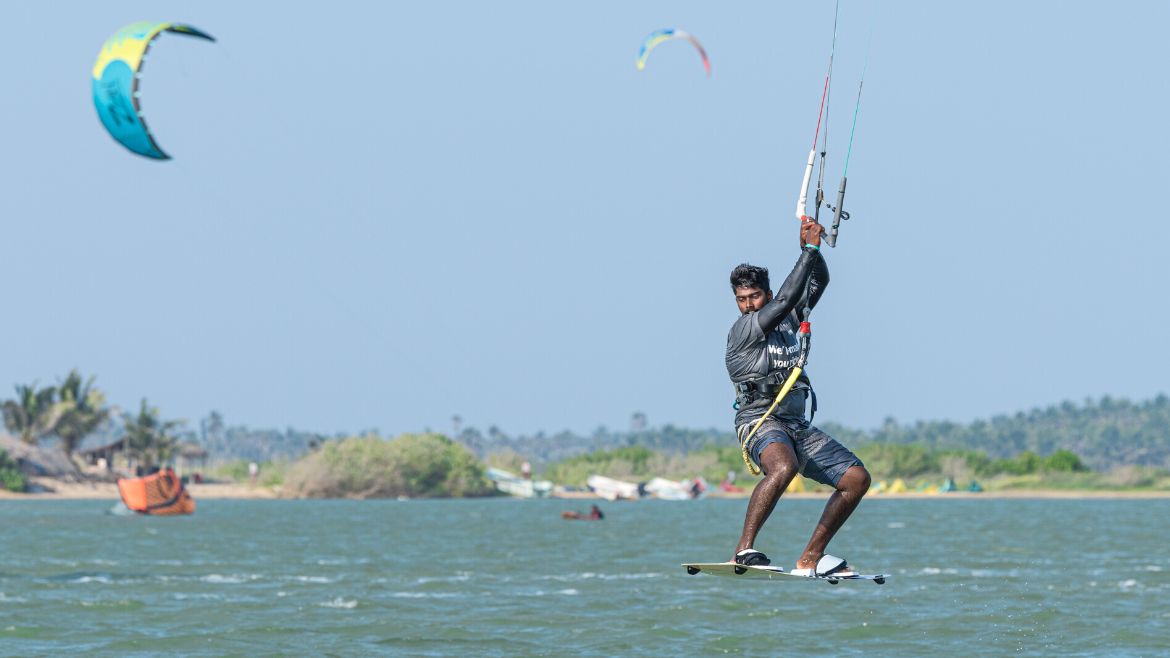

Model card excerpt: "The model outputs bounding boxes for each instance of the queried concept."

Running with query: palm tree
[629,411,647,433]
[122,399,184,469]
[203,410,225,442]
[55,370,111,456]
[2,383,66,445]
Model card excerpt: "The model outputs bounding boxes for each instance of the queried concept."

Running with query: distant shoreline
[2,478,1169,501]
[0,478,278,501]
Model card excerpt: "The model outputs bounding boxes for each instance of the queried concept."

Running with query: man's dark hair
[730,263,770,291]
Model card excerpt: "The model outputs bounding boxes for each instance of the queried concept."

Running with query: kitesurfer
[561,504,604,521]
[725,219,870,577]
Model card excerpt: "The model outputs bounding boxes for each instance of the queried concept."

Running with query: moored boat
[486,468,553,498]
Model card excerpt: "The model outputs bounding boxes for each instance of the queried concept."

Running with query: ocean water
[1,497,1167,657]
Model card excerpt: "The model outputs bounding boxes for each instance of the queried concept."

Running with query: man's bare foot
[795,555,821,570]
[794,554,854,576]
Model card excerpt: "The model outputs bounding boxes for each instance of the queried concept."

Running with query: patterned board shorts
[737,416,863,487]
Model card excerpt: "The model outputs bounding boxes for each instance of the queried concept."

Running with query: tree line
[282,433,494,499]
[1,370,184,470]
[454,395,1170,471]
[175,394,1170,472]
[6,367,1168,492]
[820,394,1170,470]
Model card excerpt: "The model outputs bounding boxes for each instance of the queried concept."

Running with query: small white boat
[643,477,693,500]
[486,468,553,498]
[585,475,640,501]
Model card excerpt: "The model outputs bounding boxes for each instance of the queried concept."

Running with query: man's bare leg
[732,440,799,560]
[794,465,871,570]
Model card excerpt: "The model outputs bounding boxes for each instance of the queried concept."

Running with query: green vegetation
[0,372,189,494]
[2,371,113,453]
[2,383,67,445]
[822,394,1170,470]
[456,396,1170,475]
[544,445,748,487]
[0,449,26,492]
[844,443,1147,491]
[484,448,528,474]
[983,469,1170,492]
[55,371,111,456]
[121,399,185,470]
[534,442,1170,493]
[208,459,288,487]
[282,433,495,499]
[851,444,1087,480]
[5,365,1168,495]
[0,370,193,481]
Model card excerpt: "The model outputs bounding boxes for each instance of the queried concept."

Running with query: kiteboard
[682,562,887,585]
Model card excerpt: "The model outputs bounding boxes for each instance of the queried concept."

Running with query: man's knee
[763,460,797,484]
[759,442,798,483]
[838,465,871,495]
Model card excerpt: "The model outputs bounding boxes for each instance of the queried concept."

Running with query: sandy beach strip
[0,478,279,500]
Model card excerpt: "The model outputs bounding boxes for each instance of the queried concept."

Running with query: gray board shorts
[737,416,863,487]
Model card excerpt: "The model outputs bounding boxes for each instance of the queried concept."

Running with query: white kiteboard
[682,562,888,585]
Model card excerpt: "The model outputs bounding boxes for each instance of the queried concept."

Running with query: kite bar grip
[795,149,815,220]
[827,176,848,248]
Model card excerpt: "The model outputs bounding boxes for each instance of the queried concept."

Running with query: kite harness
[739,0,867,476]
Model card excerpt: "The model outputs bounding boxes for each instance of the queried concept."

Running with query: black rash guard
[725,246,829,426]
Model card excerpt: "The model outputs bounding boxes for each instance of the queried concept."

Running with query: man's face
[734,286,772,315]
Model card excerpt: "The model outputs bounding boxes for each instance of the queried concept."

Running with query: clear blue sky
[3,1,1167,437]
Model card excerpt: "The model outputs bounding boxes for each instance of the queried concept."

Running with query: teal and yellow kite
[636,29,711,77]
[92,22,215,160]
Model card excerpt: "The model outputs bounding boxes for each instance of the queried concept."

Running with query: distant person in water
[724,218,871,577]
[562,504,604,521]
[689,478,706,499]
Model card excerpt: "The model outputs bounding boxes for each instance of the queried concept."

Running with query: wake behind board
[682,562,888,585]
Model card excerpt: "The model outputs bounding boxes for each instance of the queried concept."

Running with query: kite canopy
[636,29,710,76]
[117,468,196,515]
[92,21,215,160]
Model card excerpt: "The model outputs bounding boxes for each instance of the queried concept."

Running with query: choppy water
[1,497,1168,657]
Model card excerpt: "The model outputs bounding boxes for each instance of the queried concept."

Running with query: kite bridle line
[741,0,858,476]
[825,32,869,247]
[812,2,840,226]
[794,2,838,225]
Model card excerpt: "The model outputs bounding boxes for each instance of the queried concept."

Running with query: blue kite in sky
[92,21,215,160]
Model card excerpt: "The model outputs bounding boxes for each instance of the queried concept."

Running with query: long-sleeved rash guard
[725,247,829,427]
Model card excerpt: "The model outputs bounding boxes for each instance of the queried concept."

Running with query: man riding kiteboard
[725,218,870,578]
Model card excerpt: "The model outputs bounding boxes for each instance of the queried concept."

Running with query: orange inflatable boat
[117,467,196,515]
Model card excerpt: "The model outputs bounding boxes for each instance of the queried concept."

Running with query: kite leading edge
[91,21,215,160]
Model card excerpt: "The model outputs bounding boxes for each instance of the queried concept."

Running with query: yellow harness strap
[739,367,803,476]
